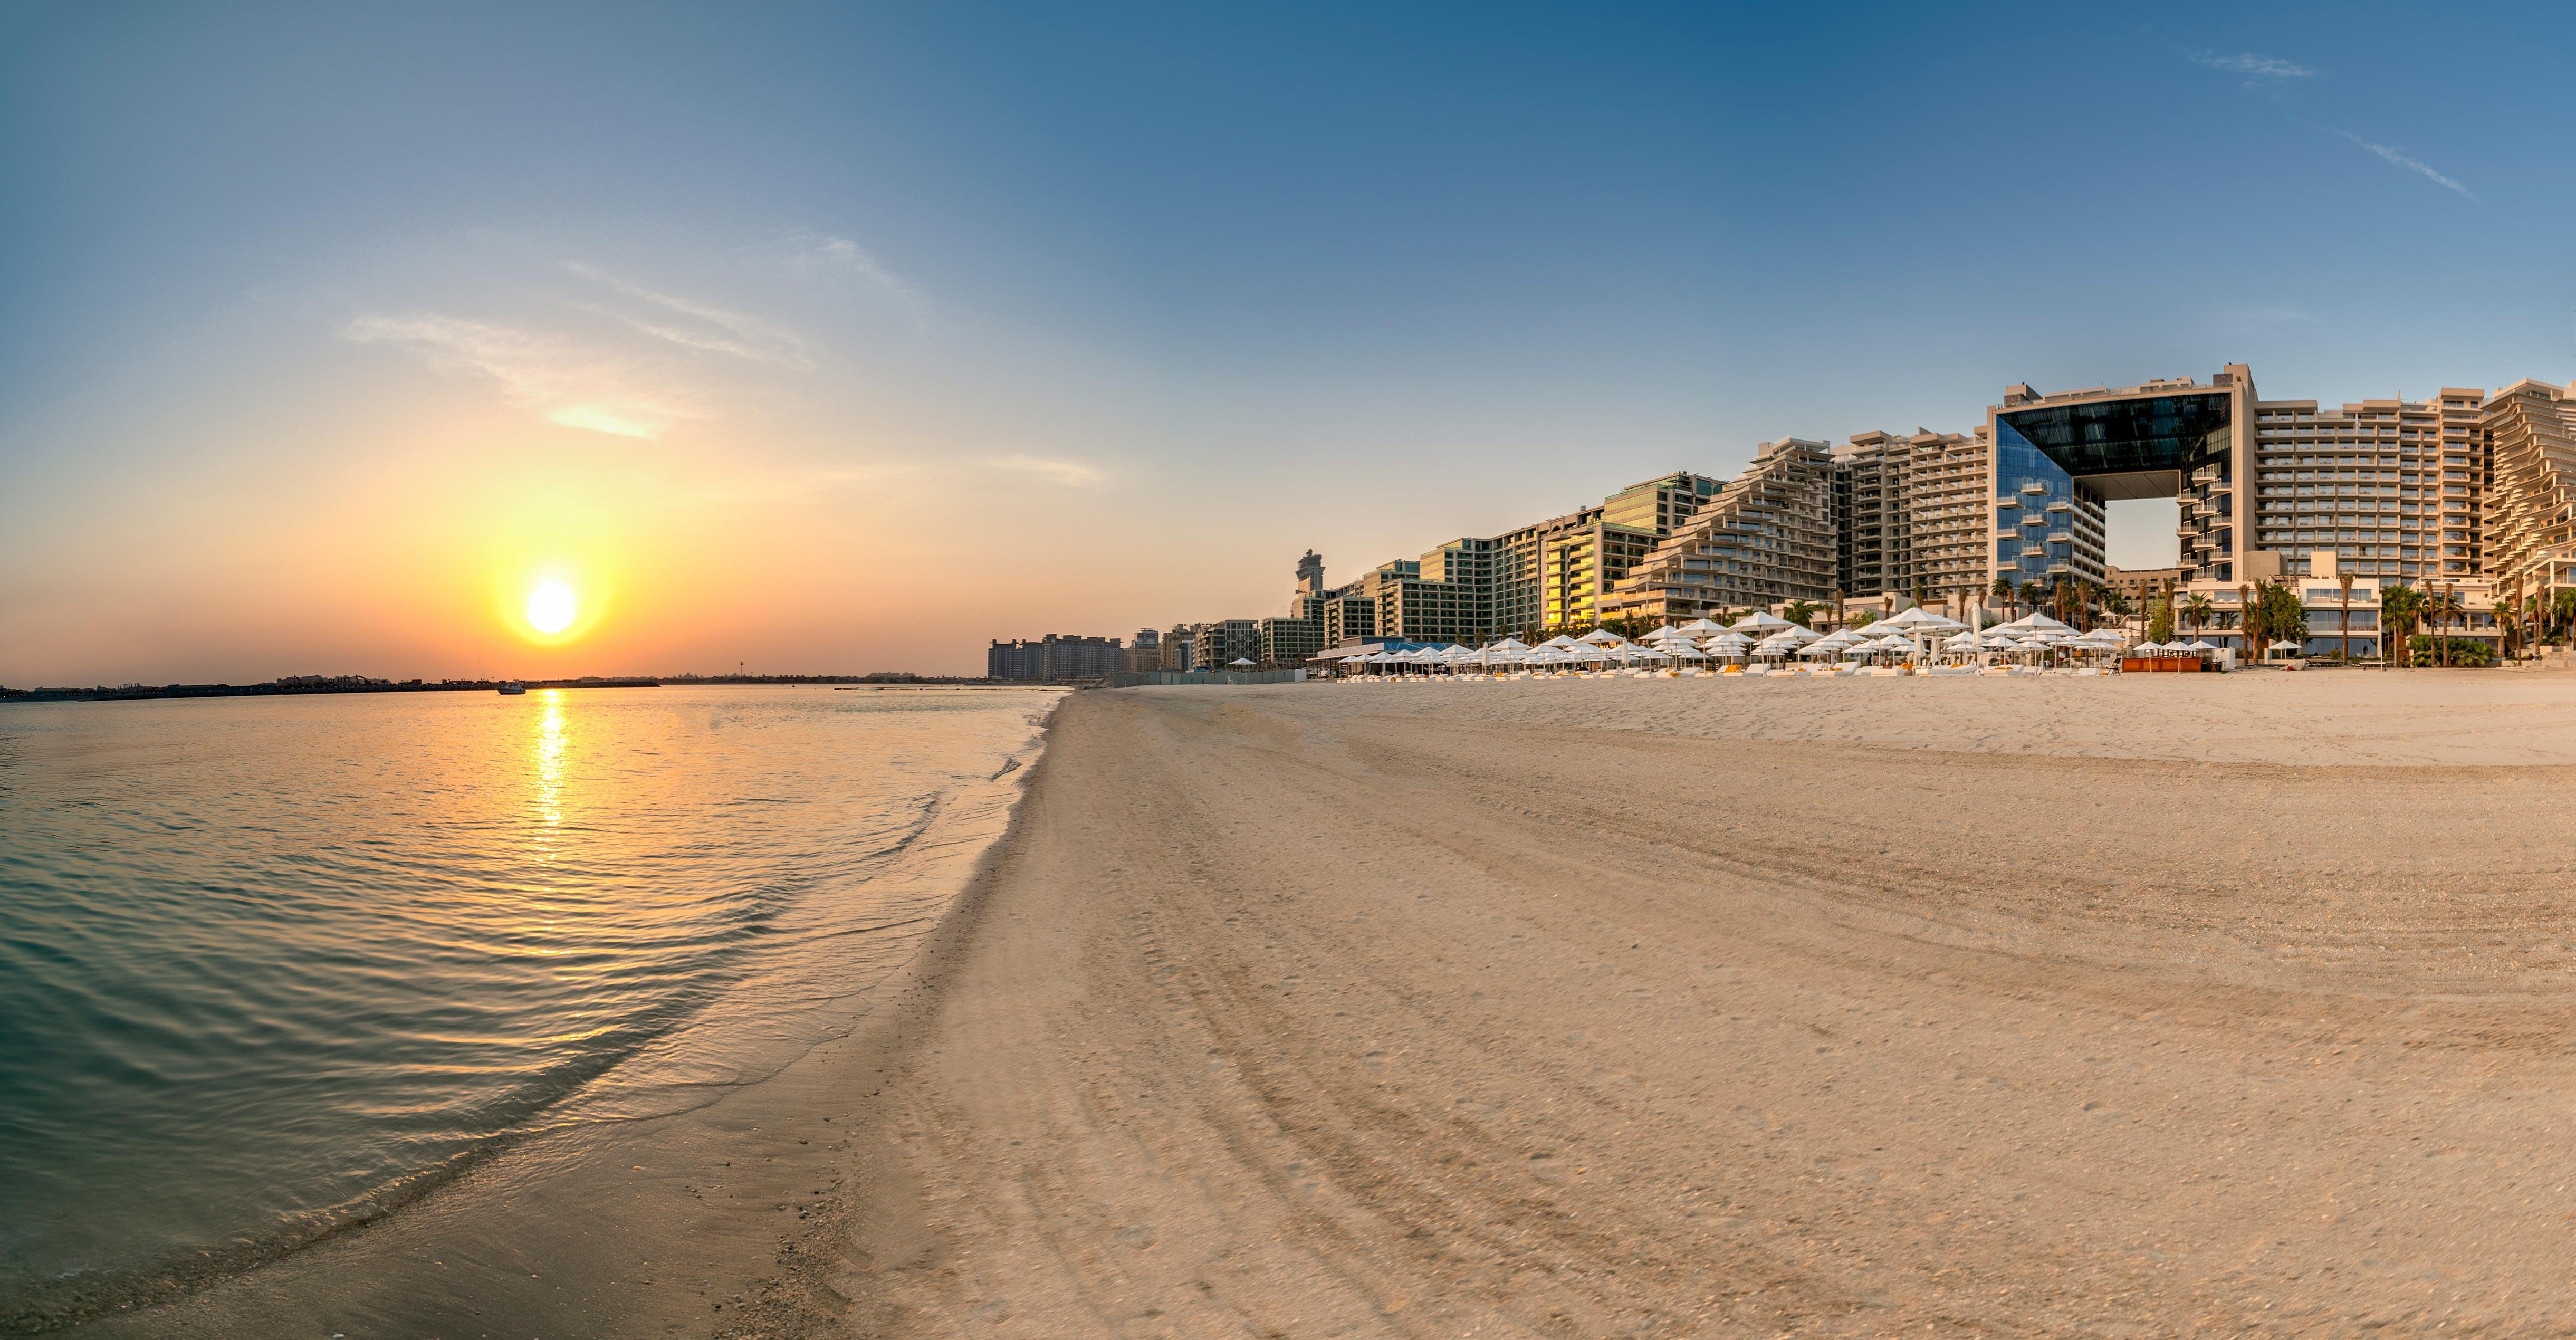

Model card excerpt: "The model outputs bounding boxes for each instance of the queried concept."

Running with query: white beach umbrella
[1664,642,1708,659]
[1486,637,1534,653]
[1577,628,1633,646]
[1679,618,1728,635]
[1229,658,1256,667]
[2186,639,2219,652]
[1539,634,1582,649]
[2024,614,2076,634]
[1728,611,1794,634]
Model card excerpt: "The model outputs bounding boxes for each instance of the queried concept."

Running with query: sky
[4,1,2570,683]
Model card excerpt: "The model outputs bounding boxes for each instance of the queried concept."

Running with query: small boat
[497,681,527,695]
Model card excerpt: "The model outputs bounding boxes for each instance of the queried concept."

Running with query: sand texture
[807,674,2576,1337]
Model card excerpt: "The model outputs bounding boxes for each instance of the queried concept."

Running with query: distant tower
[1295,549,1326,597]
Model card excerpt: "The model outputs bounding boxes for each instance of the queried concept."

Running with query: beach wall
[1107,669,1307,686]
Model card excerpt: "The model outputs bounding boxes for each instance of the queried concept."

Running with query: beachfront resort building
[1105,363,2574,664]
[2482,378,2576,616]
[988,633,1124,682]
[1594,439,1838,626]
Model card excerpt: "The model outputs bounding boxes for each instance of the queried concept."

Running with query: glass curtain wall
[1993,420,2080,590]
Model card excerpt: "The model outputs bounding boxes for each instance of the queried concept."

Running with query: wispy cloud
[340,312,691,439]
[775,231,912,298]
[2316,126,2477,200]
[984,454,1104,489]
[2191,50,2317,81]
[567,262,811,367]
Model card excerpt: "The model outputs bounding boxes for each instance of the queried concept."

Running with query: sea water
[0,686,1055,1326]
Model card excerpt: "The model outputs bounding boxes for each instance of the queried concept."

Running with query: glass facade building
[1991,420,2103,590]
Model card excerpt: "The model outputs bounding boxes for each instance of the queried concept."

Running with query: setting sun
[525,582,577,635]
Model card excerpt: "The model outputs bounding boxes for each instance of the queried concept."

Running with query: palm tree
[2553,589,2576,648]
[1831,587,1846,633]
[2101,590,2132,635]
[2439,581,2462,667]
[1988,575,2015,623]
[2337,571,2355,663]
[1783,599,1820,629]
[2020,580,2044,621]
[2379,583,2424,668]
[2237,582,2254,660]
[2182,593,2215,648]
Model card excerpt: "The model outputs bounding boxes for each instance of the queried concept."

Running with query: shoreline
[794,678,2576,1335]
[61,672,2576,1334]
[53,693,1064,1339]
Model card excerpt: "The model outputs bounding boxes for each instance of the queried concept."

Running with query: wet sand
[797,673,2576,1336]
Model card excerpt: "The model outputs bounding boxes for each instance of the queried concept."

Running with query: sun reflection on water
[533,691,567,838]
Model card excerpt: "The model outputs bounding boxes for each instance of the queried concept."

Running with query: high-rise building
[1903,428,1991,612]
[2482,379,2576,614]
[2247,388,2487,584]
[1097,359,2565,669]
[1833,432,1909,600]
[1598,438,1837,624]
[987,634,1124,681]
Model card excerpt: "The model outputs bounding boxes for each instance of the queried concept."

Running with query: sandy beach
[787,672,2576,1337]
[69,670,2576,1337]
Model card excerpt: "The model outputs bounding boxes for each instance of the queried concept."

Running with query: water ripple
[0,686,1052,1329]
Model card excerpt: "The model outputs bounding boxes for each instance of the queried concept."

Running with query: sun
[525,581,578,635]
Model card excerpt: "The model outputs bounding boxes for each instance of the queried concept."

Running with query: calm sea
[0,686,1055,1328]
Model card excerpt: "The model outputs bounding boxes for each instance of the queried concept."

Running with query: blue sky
[3,2,2569,679]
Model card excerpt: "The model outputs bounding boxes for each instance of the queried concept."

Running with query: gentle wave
[0,686,1055,1330]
